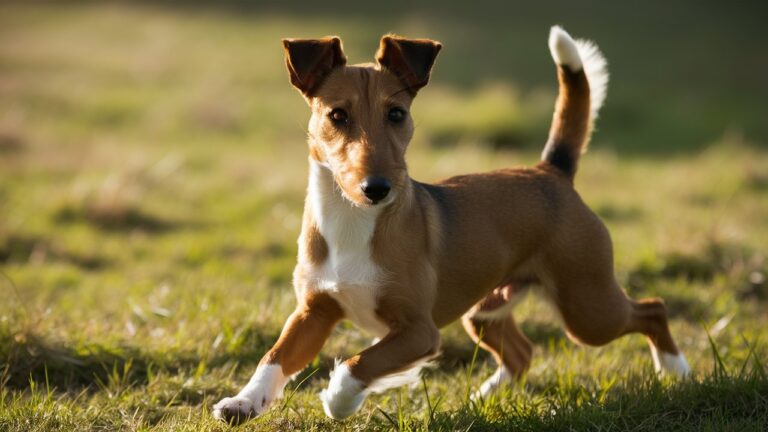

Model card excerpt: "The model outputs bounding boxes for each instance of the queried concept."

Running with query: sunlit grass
[1,2,767,431]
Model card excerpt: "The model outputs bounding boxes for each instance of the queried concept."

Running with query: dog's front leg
[321,314,440,419]
[213,291,343,424]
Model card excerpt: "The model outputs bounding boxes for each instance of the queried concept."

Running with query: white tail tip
[549,26,582,71]
[548,25,609,119]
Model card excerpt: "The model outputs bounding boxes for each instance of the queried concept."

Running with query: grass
[1,2,767,430]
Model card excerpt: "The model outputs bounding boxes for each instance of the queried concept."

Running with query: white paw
[471,367,511,401]
[320,362,367,419]
[650,346,692,377]
[213,396,262,425]
[213,364,288,424]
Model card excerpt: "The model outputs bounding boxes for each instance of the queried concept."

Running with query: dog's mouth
[364,192,396,207]
[341,189,397,209]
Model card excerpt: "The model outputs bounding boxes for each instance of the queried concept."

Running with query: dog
[213,26,690,424]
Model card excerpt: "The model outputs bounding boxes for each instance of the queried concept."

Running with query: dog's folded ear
[282,37,347,96]
[376,35,442,94]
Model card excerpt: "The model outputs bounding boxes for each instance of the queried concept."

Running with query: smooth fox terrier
[213,26,690,424]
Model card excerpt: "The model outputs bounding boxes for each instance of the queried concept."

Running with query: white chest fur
[301,160,389,337]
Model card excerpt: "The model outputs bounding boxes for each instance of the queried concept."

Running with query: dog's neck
[307,158,382,245]
[306,159,377,282]
[306,158,414,271]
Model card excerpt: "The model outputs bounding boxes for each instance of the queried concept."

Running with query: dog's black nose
[361,176,391,204]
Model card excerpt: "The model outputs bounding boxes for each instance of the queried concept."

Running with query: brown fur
[260,291,343,375]
[542,66,591,179]
[462,313,533,379]
[290,34,681,378]
[215,34,684,424]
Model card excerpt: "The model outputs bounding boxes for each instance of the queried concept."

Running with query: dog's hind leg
[461,285,533,399]
[550,273,691,377]
[542,200,690,377]
[624,298,691,376]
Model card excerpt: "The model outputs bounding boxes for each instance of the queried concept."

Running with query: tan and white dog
[213,26,690,424]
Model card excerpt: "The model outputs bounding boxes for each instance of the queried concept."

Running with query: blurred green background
[1,1,767,430]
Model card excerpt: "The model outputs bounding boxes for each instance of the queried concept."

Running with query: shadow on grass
[0,131,25,154]
[53,205,182,234]
[0,327,278,393]
[5,325,768,431]
[0,234,110,270]
[628,240,757,289]
[627,240,767,319]
[0,322,562,397]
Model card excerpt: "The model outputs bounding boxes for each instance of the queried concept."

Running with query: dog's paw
[212,396,261,425]
[320,363,367,419]
[213,364,287,424]
[471,367,511,401]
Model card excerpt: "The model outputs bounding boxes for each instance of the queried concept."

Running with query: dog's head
[282,35,441,207]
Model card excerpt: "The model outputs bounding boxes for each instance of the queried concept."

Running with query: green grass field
[1,2,767,430]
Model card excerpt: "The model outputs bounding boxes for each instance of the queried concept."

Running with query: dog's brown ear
[376,35,442,94]
[282,37,347,96]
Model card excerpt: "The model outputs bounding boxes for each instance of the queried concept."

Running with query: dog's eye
[388,107,406,123]
[329,108,348,125]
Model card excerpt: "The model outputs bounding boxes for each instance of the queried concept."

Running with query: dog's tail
[541,26,608,180]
